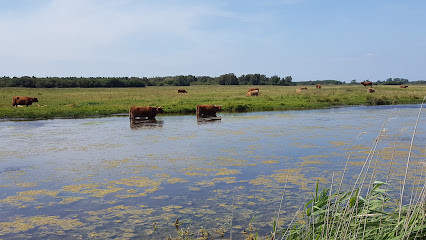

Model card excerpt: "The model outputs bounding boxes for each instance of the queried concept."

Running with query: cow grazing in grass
[316,84,322,89]
[300,87,308,90]
[361,81,373,87]
[246,90,259,97]
[129,106,163,119]
[177,89,187,93]
[367,88,375,93]
[12,96,38,107]
[196,105,222,118]
[399,85,408,88]
[296,89,303,93]
[248,88,259,92]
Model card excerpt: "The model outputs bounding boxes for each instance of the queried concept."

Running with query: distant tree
[281,76,293,86]
[269,75,281,85]
[218,73,239,85]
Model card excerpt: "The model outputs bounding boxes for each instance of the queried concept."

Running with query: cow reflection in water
[130,118,163,129]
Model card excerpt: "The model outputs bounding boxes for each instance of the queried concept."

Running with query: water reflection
[130,118,164,129]
[197,116,221,124]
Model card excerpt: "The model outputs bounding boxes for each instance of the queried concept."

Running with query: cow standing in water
[129,106,163,119]
[196,105,222,118]
[12,96,38,107]
[361,81,373,87]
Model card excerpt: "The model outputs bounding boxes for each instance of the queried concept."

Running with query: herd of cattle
[12,83,410,121]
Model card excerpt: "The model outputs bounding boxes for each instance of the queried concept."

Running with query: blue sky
[0,0,425,82]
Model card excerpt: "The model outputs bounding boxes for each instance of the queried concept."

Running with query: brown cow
[399,85,408,88]
[316,84,322,89]
[361,81,373,87]
[248,88,259,92]
[12,96,38,107]
[367,88,375,93]
[300,87,308,90]
[196,105,222,118]
[246,90,259,97]
[129,106,163,119]
[296,89,303,93]
[177,89,187,93]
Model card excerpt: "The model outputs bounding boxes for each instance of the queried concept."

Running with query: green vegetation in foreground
[0,85,425,119]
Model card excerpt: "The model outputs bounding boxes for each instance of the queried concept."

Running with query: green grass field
[0,85,425,119]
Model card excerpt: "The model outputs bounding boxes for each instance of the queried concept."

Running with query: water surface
[0,105,424,239]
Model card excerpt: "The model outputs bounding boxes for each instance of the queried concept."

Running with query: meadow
[0,85,425,119]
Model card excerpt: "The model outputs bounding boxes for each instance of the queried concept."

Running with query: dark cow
[367,88,375,93]
[316,84,322,89]
[361,81,373,87]
[12,96,38,107]
[196,105,222,118]
[177,89,187,93]
[300,87,308,90]
[129,106,163,119]
[248,88,259,92]
[399,85,408,88]
[246,89,259,97]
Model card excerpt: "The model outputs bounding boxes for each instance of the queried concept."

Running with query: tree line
[0,75,423,88]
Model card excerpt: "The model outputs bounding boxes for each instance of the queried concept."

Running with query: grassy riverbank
[0,85,425,119]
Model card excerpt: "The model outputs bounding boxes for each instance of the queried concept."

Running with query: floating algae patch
[59,197,85,204]
[249,176,274,186]
[62,183,100,193]
[185,171,207,176]
[213,177,237,184]
[195,181,215,187]
[80,186,124,197]
[101,158,131,169]
[167,178,188,184]
[0,215,84,235]
[162,205,183,212]
[298,160,328,167]
[214,168,241,176]
[329,141,350,146]
[0,189,59,207]
[154,173,170,178]
[214,156,256,167]
[0,195,36,206]
[262,160,279,164]
[299,154,329,161]
[110,177,161,188]
[152,195,169,200]
[270,169,310,189]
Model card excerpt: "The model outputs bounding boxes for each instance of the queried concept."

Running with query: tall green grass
[1,85,425,119]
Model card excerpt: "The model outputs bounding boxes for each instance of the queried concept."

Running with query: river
[0,105,424,239]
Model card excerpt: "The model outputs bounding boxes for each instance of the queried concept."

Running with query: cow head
[32,97,39,102]
[215,105,222,111]
[156,107,164,113]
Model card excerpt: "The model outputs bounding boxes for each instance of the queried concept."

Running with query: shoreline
[1,102,422,122]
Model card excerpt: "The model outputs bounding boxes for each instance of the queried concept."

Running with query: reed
[1,85,425,119]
